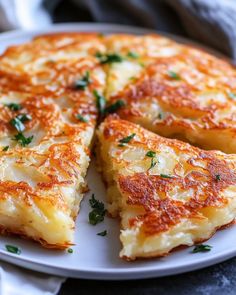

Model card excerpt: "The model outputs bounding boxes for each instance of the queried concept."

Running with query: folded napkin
[0,0,236,294]
[0,261,65,295]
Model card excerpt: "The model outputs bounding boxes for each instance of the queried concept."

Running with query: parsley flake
[127,51,139,59]
[160,174,172,179]
[74,71,91,90]
[5,103,22,111]
[76,114,88,123]
[89,194,106,225]
[215,174,221,181]
[2,146,9,151]
[95,52,123,64]
[148,158,157,171]
[157,113,163,120]
[146,151,156,158]
[118,133,136,147]
[67,248,73,254]
[93,90,106,116]
[5,244,21,255]
[192,244,212,253]
[13,132,33,147]
[105,100,125,114]
[167,71,181,80]
[10,114,32,132]
[97,230,107,236]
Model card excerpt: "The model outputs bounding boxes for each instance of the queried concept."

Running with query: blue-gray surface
[54,1,236,294]
[59,258,236,295]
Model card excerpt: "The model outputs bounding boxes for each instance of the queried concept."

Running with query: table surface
[59,257,236,295]
[54,1,234,294]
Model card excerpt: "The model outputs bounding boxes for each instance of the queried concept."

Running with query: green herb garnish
[160,174,172,179]
[192,244,212,253]
[76,114,88,123]
[74,71,91,90]
[157,113,163,120]
[95,52,123,64]
[5,244,21,255]
[10,114,32,132]
[105,100,125,114]
[215,174,221,181]
[146,151,156,158]
[5,103,22,111]
[167,71,181,80]
[127,51,139,59]
[228,92,236,100]
[118,133,136,147]
[89,194,106,225]
[2,146,9,151]
[93,90,106,116]
[97,230,107,236]
[148,158,157,171]
[67,248,73,254]
[13,132,33,147]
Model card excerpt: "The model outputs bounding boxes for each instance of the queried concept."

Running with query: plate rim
[0,22,234,280]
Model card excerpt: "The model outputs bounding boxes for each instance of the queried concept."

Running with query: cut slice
[0,33,106,248]
[97,116,236,260]
[105,34,236,153]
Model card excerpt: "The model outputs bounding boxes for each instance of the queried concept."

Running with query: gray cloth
[54,0,236,60]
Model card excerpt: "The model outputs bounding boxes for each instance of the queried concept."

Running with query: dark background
[53,0,235,294]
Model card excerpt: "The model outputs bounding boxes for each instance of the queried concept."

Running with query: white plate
[0,23,235,280]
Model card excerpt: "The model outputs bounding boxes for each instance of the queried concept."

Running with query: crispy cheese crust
[105,34,236,153]
[0,33,106,248]
[97,116,236,260]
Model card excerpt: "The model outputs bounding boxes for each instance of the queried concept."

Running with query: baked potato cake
[104,34,236,153]
[0,33,106,248]
[97,116,236,260]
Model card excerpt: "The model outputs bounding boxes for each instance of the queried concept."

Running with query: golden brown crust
[98,116,236,259]
[0,33,106,248]
[105,34,236,152]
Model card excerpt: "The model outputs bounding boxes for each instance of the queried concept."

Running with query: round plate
[0,23,235,280]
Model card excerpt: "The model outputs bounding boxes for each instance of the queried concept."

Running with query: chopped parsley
[10,117,25,132]
[157,113,163,120]
[148,158,157,171]
[74,71,91,90]
[215,174,221,181]
[146,151,156,158]
[127,51,139,59]
[76,114,88,123]
[5,244,21,255]
[105,100,125,114]
[2,146,9,151]
[89,194,106,225]
[228,92,236,100]
[13,132,33,147]
[5,103,22,111]
[67,248,73,254]
[192,244,212,253]
[167,71,181,80]
[93,90,106,116]
[118,133,136,147]
[95,52,123,64]
[160,174,172,179]
[97,230,107,236]
[10,114,32,132]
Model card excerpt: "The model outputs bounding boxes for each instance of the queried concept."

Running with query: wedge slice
[105,34,236,153]
[0,33,106,248]
[97,116,236,260]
